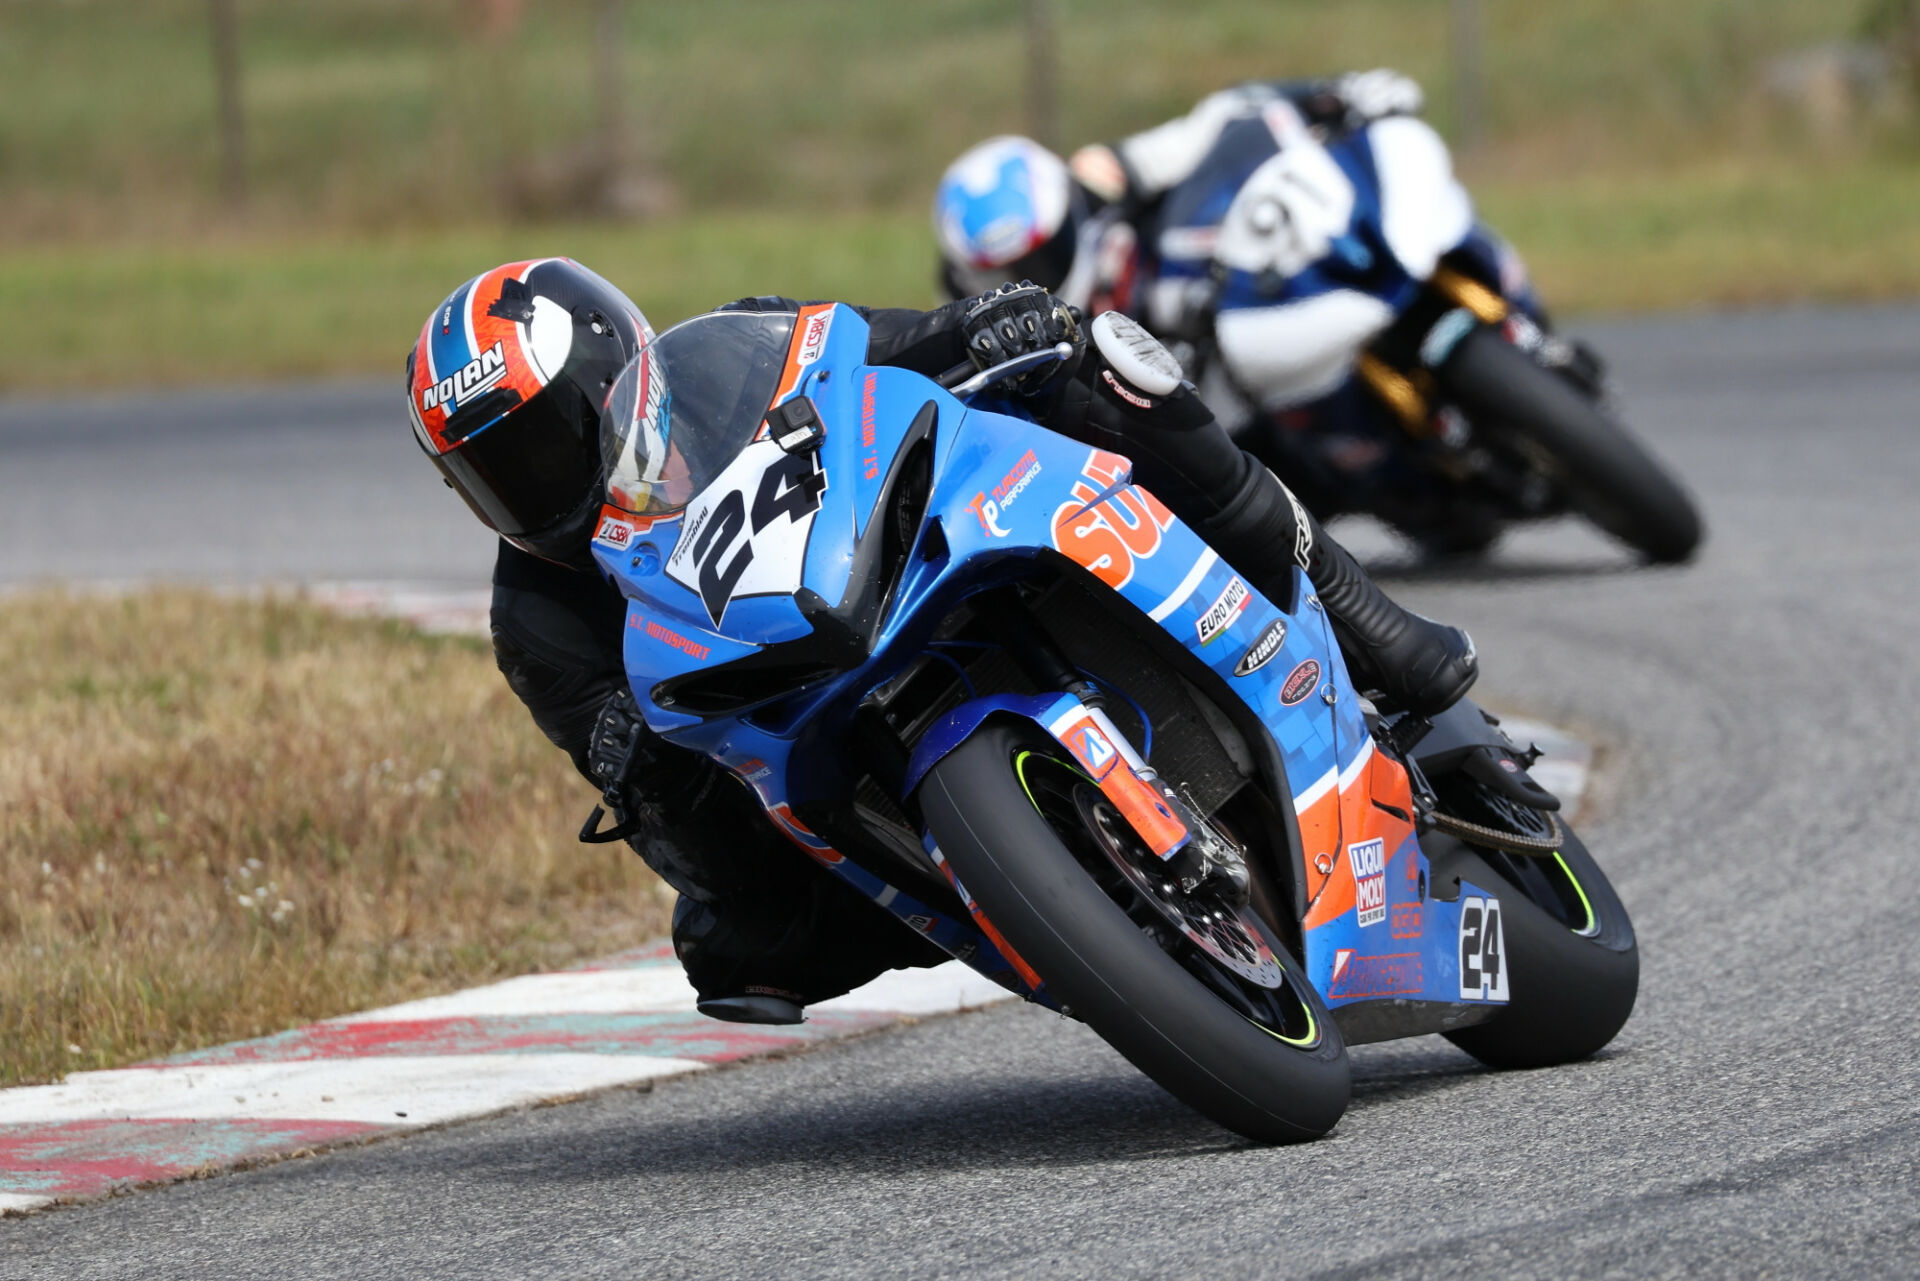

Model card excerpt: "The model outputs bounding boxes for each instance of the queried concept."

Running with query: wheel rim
[1014,749,1320,1047]
[1432,776,1600,936]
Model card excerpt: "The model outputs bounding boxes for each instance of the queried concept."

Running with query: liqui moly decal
[1350,837,1386,928]
[420,341,507,415]
[1195,576,1250,646]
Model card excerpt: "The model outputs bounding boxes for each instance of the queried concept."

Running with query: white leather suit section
[1215,290,1396,409]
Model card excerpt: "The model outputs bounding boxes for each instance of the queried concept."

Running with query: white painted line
[1146,550,1217,621]
[0,1055,712,1128]
[811,964,1013,1017]
[341,965,700,1023]
[0,1194,48,1215]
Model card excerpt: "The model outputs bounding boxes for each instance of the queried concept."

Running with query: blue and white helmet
[933,135,1083,296]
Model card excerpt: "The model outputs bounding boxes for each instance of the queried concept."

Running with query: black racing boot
[1299,508,1478,715]
[1077,313,1477,717]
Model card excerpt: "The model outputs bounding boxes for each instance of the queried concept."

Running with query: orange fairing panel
[1303,742,1419,931]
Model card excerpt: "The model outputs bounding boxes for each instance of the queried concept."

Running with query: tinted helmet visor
[431,379,599,539]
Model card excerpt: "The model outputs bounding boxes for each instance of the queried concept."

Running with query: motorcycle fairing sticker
[1456,894,1509,1002]
[665,437,828,627]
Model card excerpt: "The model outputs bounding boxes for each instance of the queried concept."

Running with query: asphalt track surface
[6,306,1920,1278]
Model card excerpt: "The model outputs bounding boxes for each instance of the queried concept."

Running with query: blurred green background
[3,0,1917,390]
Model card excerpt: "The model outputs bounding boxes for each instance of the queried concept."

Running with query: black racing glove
[960,281,1084,394]
[580,686,725,899]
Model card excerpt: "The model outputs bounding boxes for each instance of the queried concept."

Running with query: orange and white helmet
[407,258,651,564]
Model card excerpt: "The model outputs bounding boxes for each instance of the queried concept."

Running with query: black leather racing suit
[489,298,976,1007]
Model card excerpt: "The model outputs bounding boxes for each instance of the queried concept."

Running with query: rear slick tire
[1439,326,1704,564]
[918,722,1350,1143]
[1435,825,1639,1069]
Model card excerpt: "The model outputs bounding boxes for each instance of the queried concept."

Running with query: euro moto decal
[1279,658,1321,706]
[1195,577,1251,647]
[1232,618,1288,676]
[665,438,828,627]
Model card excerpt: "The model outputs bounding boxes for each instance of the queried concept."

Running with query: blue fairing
[590,304,1505,1019]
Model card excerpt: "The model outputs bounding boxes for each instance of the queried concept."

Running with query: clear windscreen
[600,310,797,516]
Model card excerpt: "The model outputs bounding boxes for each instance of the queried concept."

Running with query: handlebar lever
[937,342,1077,396]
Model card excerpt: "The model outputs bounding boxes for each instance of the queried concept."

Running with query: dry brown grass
[0,589,672,1087]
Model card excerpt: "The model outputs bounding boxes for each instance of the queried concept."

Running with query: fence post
[1026,0,1061,149]
[594,0,624,209]
[1451,0,1485,151]
[209,0,246,208]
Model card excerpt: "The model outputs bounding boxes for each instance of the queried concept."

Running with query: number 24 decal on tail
[666,437,828,626]
[1458,895,1509,1001]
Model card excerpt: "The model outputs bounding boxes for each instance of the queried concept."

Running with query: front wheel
[918,722,1350,1143]
[1439,325,1704,564]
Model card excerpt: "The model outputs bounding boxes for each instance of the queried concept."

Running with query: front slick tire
[918,723,1349,1143]
[1439,325,1704,564]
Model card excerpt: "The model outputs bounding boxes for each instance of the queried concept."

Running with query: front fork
[972,591,1250,902]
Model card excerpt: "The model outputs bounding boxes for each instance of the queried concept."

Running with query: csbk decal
[665,438,828,626]
[1050,449,1176,589]
[1458,895,1509,1001]
[1195,577,1251,646]
[592,504,676,551]
[596,512,635,547]
[1233,618,1288,676]
[1350,837,1386,927]
[966,448,1042,539]
[795,309,833,368]
[1279,658,1321,706]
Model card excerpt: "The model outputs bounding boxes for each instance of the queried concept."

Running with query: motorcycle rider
[406,257,1475,1025]
[935,69,1427,315]
[935,70,1566,541]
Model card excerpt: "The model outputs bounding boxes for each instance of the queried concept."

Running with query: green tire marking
[1552,850,1600,936]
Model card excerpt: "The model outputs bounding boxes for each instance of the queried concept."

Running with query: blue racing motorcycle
[588,304,1637,1142]
[1145,112,1703,562]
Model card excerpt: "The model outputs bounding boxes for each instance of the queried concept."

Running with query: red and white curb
[0,950,1010,1215]
[0,581,1593,1215]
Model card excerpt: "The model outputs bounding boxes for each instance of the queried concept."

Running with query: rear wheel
[1429,817,1639,1069]
[918,722,1350,1142]
[1440,325,1703,563]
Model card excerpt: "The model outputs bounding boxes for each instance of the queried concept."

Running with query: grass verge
[0,589,670,1087]
[7,154,1920,394]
